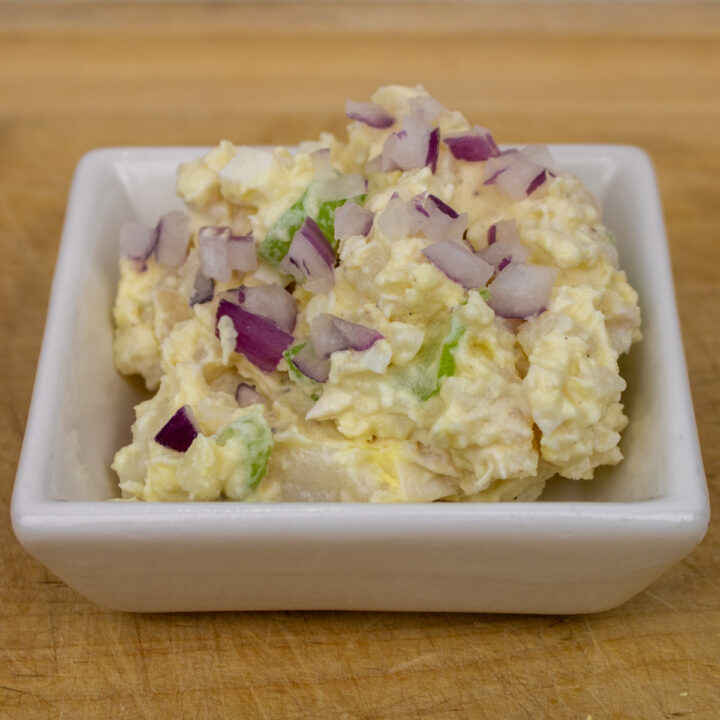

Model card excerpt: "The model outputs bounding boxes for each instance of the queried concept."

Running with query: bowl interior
[44,147,666,503]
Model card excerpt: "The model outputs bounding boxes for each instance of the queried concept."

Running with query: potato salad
[112,85,641,502]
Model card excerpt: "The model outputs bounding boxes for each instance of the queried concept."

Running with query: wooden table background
[1,2,719,718]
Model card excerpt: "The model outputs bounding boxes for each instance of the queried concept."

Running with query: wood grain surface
[1,3,719,718]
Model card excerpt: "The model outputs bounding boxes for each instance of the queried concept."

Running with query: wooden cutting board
[1,3,719,717]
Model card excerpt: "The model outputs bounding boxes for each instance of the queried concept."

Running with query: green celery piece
[435,315,466,393]
[258,179,366,267]
[258,190,309,266]
[283,343,321,400]
[315,197,347,245]
[283,343,306,381]
[216,412,273,492]
[399,315,466,402]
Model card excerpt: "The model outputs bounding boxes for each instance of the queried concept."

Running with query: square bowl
[11,145,708,613]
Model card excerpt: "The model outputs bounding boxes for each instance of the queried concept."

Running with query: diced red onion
[345,100,395,129]
[483,151,519,186]
[310,148,333,179]
[484,146,556,199]
[334,201,374,241]
[154,405,199,453]
[189,269,214,306]
[119,222,157,268]
[235,382,265,408]
[526,169,548,196]
[390,116,433,171]
[379,133,401,172]
[279,217,335,294]
[216,299,294,373]
[199,226,233,282]
[378,193,412,238]
[238,284,298,334]
[155,210,191,267]
[477,238,529,270]
[292,342,331,383]
[478,219,528,270]
[311,313,384,358]
[422,241,493,290]
[410,194,468,244]
[487,262,559,319]
[519,144,557,171]
[408,95,445,124]
[488,218,520,245]
[426,127,440,174]
[487,224,497,245]
[364,153,383,173]
[199,226,258,282]
[413,196,430,218]
[427,194,459,219]
[227,235,259,273]
[443,126,501,162]
[494,157,547,200]
[315,173,367,203]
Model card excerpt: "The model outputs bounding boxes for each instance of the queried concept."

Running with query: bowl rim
[11,144,709,547]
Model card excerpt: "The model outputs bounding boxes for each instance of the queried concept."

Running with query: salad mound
[112,85,641,502]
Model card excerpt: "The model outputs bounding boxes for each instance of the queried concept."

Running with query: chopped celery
[258,179,365,267]
[258,191,309,266]
[216,411,273,492]
[283,343,321,400]
[396,314,466,401]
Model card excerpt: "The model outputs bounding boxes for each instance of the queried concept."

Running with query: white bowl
[11,145,708,613]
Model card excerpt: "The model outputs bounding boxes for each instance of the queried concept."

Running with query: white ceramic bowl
[11,145,708,613]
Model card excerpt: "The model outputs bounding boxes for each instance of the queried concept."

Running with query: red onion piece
[279,217,335,294]
[345,100,395,129]
[478,219,528,269]
[526,169,548,196]
[494,157,546,200]
[119,222,157,268]
[364,153,383,173]
[334,201,374,241]
[488,218,520,245]
[292,342,331,383]
[487,262,559,318]
[235,382,265,408]
[311,313,384,358]
[422,241,493,290]
[427,194,459,219]
[391,116,433,170]
[483,151,519,186]
[238,284,298,334]
[378,193,412,238]
[484,146,557,199]
[519,144,557,171]
[477,238,529,270]
[199,227,258,282]
[487,225,497,245]
[199,226,233,282]
[315,173,367,203]
[155,210,191,267]
[189,269,214,306]
[426,127,440,173]
[227,235,259,273]
[154,405,199,453]
[410,194,468,244]
[409,95,445,123]
[216,299,294,373]
[310,148,333,179]
[443,126,501,162]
